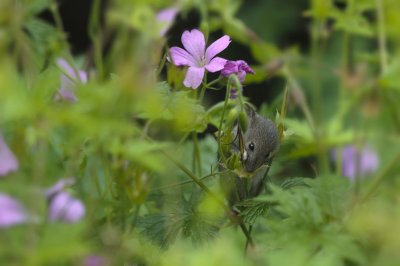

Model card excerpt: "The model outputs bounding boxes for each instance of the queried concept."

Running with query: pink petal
[221,61,239,76]
[205,57,227,73]
[0,133,19,177]
[0,194,27,227]
[156,7,178,22]
[54,87,78,102]
[181,29,205,63]
[84,255,107,266]
[57,58,88,83]
[57,58,74,75]
[49,191,85,223]
[45,178,75,198]
[169,47,197,67]
[183,67,205,89]
[205,35,231,62]
[157,7,178,36]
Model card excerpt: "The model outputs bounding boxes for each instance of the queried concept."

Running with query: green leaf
[109,139,170,173]
[250,42,280,64]
[222,16,248,44]
[380,59,400,90]
[25,0,52,15]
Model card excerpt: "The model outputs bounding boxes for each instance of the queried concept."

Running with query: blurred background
[1,0,400,265]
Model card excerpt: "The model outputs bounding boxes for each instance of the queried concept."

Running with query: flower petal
[0,193,27,228]
[49,191,85,223]
[361,147,379,174]
[156,7,178,23]
[55,87,78,102]
[156,7,178,36]
[45,178,76,199]
[205,57,227,73]
[169,47,197,67]
[84,255,107,266]
[183,67,205,89]
[205,35,231,62]
[57,58,74,76]
[181,29,205,62]
[0,133,19,177]
[221,60,239,77]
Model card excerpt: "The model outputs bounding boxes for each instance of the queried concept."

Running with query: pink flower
[332,145,379,181]
[55,59,88,102]
[0,193,28,228]
[46,178,85,223]
[45,178,75,198]
[48,192,85,223]
[84,255,107,266]
[0,133,19,177]
[169,29,231,89]
[156,7,178,36]
[221,60,254,82]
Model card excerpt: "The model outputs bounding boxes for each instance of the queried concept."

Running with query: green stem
[89,0,104,79]
[311,21,322,126]
[153,170,229,191]
[199,74,207,104]
[284,67,315,130]
[50,2,82,83]
[192,132,202,176]
[157,48,168,76]
[161,149,223,205]
[375,0,388,73]
[217,82,232,163]
[205,77,222,88]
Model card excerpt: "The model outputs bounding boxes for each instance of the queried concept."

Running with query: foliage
[1,0,400,265]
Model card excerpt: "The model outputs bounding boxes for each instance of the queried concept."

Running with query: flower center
[198,56,207,67]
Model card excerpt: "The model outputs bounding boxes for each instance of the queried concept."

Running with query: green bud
[226,108,239,129]
[238,111,248,132]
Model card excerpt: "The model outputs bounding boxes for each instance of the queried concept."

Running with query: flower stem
[50,1,83,83]
[284,67,315,130]
[192,132,202,176]
[375,0,388,73]
[217,82,232,163]
[89,0,104,80]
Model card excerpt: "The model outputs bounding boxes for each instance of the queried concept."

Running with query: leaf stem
[89,0,104,79]
[375,0,388,73]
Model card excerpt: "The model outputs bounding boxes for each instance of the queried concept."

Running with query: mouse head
[240,107,279,173]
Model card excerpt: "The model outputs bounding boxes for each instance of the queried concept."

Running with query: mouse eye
[248,142,255,151]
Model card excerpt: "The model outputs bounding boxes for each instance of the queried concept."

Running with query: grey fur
[220,107,279,206]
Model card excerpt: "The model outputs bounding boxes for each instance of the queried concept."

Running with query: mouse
[220,105,280,206]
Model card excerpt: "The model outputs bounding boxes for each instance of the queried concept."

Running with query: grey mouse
[220,106,279,206]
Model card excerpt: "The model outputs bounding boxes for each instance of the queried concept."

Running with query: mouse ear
[244,103,256,118]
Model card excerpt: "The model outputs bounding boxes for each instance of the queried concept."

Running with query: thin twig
[375,0,388,73]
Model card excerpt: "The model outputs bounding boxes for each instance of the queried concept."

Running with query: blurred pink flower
[0,193,27,228]
[84,255,107,266]
[221,60,254,82]
[55,59,88,102]
[48,192,85,223]
[0,133,19,177]
[332,145,379,180]
[46,178,85,223]
[169,29,231,89]
[156,7,178,36]
[45,178,75,198]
